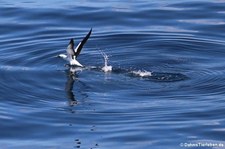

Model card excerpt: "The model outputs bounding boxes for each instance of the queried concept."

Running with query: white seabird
[58,28,92,67]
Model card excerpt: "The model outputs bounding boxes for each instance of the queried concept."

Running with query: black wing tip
[69,38,74,47]
[87,28,92,39]
[88,28,92,35]
[70,38,74,44]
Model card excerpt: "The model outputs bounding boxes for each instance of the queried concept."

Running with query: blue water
[1,0,225,149]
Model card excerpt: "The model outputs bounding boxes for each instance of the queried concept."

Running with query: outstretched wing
[74,28,92,57]
[66,38,76,59]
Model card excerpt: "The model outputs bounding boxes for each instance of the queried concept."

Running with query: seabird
[58,28,92,67]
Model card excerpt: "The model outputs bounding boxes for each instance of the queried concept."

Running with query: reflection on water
[65,69,78,106]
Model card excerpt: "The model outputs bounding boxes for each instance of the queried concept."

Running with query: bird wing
[74,28,92,57]
[66,38,76,59]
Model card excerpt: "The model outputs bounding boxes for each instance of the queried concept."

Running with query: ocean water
[1,0,225,149]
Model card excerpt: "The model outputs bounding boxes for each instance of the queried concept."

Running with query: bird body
[58,28,92,67]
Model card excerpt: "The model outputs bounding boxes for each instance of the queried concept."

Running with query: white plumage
[58,28,92,67]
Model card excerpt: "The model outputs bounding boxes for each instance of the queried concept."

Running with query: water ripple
[1,1,225,148]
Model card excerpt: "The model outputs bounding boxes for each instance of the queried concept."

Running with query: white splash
[100,51,112,73]
[131,70,152,77]
[69,67,83,73]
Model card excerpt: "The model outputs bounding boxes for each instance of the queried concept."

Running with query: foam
[131,70,152,77]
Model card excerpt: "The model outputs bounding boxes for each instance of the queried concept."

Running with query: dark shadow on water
[64,67,89,107]
[62,65,188,112]
[64,69,99,149]
[65,70,78,106]
[90,66,189,82]
[128,71,189,82]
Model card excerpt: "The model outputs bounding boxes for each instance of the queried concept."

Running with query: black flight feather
[74,28,92,57]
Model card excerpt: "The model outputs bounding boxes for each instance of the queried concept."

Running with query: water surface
[0,0,225,149]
